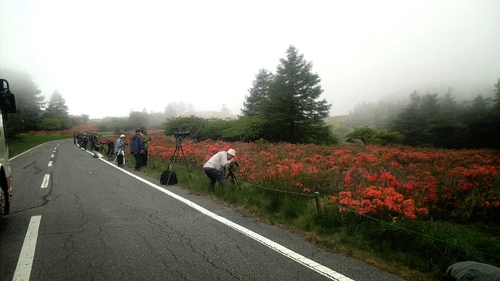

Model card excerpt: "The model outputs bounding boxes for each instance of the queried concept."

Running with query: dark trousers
[143,148,148,166]
[117,154,124,166]
[203,167,227,190]
[134,153,144,170]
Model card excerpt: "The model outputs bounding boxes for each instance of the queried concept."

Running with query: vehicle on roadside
[0,78,17,221]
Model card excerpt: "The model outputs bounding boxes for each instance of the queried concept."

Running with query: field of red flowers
[131,131,500,223]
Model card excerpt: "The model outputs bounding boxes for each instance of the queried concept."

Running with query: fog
[1,0,499,118]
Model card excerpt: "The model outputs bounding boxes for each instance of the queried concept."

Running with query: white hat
[120,134,125,138]
[227,149,236,157]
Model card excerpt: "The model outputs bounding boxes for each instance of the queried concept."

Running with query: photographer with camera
[203,149,236,191]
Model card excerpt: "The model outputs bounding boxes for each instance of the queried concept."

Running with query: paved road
[0,140,406,281]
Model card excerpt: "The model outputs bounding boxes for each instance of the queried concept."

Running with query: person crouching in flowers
[203,149,236,191]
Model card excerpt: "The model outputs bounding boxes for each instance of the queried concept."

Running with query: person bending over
[203,149,236,191]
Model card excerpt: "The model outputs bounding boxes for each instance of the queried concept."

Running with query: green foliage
[220,116,266,142]
[386,88,500,149]
[95,116,128,133]
[262,46,332,144]
[242,69,273,117]
[127,111,149,131]
[199,118,232,141]
[162,115,206,139]
[41,91,71,130]
[345,127,378,145]
[162,116,268,143]
[346,79,500,150]
[345,127,403,145]
[346,100,405,130]
[45,91,69,115]
[1,68,92,136]
[8,132,73,157]
[0,68,45,135]
[241,46,335,145]
[39,116,62,131]
[494,77,500,110]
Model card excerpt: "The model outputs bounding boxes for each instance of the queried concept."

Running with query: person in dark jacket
[81,133,88,150]
[130,129,146,171]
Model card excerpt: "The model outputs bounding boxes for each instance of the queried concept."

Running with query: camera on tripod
[229,161,240,171]
[226,161,240,185]
[174,131,190,139]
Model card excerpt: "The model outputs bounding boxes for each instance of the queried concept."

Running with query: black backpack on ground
[160,170,178,185]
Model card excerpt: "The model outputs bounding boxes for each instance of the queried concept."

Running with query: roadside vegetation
[8,131,72,157]
[11,132,500,281]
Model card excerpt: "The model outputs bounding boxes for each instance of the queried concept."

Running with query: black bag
[160,170,178,185]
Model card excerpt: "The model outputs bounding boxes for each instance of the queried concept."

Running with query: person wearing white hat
[114,134,126,167]
[203,148,236,191]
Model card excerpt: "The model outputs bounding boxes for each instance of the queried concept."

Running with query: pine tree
[0,68,45,135]
[242,69,273,117]
[494,77,500,110]
[41,91,71,130]
[261,46,332,144]
[45,91,69,115]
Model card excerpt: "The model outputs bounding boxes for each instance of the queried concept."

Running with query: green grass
[10,134,500,281]
[8,133,73,157]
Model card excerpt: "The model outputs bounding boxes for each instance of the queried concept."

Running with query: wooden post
[314,192,323,215]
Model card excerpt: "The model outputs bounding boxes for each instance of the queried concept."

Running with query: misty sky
[1,0,500,118]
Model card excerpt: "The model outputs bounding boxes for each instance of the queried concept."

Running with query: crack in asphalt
[22,161,44,174]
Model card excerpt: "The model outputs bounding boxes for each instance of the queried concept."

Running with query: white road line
[102,159,353,281]
[12,215,42,281]
[50,154,54,158]
[41,174,50,189]
[48,161,53,167]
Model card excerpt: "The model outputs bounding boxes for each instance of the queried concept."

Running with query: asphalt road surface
[0,140,406,281]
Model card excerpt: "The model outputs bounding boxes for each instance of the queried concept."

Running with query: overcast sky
[1,0,499,118]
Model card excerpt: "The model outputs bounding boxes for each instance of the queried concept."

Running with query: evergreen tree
[428,91,468,148]
[0,69,45,135]
[127,111,149,131]
[391,92,440,147]
[242,69,273,117]
[494,77,500,110]
[489,77,500,148]
[261,46,332,144]
[45,90,69,114]
[41,91,71,130]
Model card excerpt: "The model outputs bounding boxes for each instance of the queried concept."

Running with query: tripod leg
[164,142,183,185]
[178,142,193,181]
[227,171,238,187]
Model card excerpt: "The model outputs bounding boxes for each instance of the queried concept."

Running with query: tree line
[3,46,500,150]
[345,80,500,149]
[0,68,199,137]
[0,68,87,138]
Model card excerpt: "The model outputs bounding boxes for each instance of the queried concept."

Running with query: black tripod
[165,133,193,183]
[225,163,239,187]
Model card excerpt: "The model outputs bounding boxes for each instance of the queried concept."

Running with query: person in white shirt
[114,134,126,167]
[203,149,236,191]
